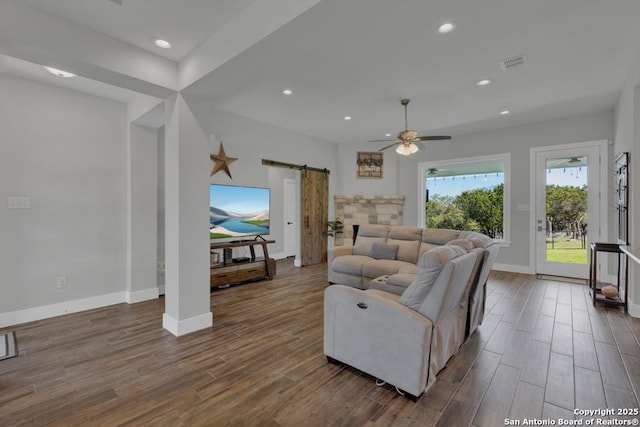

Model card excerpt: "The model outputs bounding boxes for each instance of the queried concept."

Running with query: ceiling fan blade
[378,142,401,152]
[367,139,395,142]
[414,135,452,141]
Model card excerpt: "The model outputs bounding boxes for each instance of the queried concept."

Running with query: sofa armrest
[327,245,355,265]
[477,243,499,288]
[324,285,433,396]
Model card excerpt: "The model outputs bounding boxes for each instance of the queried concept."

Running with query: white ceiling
[19,0,255,62]
[2,0,640,144]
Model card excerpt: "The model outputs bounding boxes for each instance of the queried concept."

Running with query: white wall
[337,111,614,271]
[336,142,399,196]
[613,50,640,314]
[157,126,165,287]
[126,124,159,302]
[0,74,127,318]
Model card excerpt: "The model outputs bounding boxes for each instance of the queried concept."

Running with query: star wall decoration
[210,142,238,179]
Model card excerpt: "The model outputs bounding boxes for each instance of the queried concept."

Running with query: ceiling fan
[369,99,451,155]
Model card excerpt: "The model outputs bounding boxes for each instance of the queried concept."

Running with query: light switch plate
[8,197,31,209]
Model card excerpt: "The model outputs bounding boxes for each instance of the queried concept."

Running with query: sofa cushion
[388,239,421,264]
[418,242,439,258]
[371,243,399,260]
[332,255,375,276]
[469,238,484,248]
[399,245,466,311]
[357,224,390,238]
[369,272,417,295]
[422,228,461,245]
[387,273,418,288]
[353,224,389,257]
[362,259,416,279]
[387,227,423,264]
[446,239,474,251]
[397,263,418,275]
[389,226,424,240]
[460,230,494,248]
[353,236,387,257]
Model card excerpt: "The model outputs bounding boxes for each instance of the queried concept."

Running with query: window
[418,153,510,244]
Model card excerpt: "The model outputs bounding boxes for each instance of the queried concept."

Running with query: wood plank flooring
[1,261,639,426]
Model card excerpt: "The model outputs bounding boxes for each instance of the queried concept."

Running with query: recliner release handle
[357,302,368,309]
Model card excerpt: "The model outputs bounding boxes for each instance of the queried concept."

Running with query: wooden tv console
[210,239,275,289]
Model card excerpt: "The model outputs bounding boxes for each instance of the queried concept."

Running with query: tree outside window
[420,154,510,242]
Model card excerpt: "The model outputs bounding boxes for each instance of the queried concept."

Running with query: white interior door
[534,145,602,279]
[283,178,297,258]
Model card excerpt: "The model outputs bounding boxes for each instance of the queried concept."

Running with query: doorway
[283,178,297,259]
[263,159,330,267]
[532,141,607,279]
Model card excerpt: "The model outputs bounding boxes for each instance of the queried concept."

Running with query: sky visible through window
[427,166,586,198]
[427,172,503,198]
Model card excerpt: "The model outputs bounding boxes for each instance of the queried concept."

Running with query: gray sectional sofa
[327,224,498,337]
[324,245,478,398]
[324,224,499,398]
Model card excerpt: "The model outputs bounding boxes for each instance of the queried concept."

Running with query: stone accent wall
[334,195,405,243]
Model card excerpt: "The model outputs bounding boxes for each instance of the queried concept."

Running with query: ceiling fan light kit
[396,142,419,155]
[370,98,451,155]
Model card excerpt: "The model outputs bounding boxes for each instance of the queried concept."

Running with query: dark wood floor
[1,260,639,426]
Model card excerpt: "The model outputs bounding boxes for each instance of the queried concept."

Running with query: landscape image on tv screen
[210,184,270,239]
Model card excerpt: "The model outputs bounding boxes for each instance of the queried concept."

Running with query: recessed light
[438,22,455,34]
[282,89,293,95]
[43,66,76,78]
[152,38,172,49]
[476,79,491,86]
[385,133,392,137]
[500,110,510,115]
[343,116,352,121]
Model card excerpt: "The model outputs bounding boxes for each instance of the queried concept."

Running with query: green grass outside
[545,238,587,264]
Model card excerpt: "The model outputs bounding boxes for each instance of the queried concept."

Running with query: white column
[162,94,213,335]
[126,124,160,303]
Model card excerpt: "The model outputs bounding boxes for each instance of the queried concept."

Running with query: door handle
[287,222,293,225]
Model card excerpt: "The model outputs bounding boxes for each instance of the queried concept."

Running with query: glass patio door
[534,145,601,279]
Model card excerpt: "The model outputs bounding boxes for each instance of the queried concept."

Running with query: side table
[589,242,628,311]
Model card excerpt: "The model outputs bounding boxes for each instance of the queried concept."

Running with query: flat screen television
[210,184,270,240]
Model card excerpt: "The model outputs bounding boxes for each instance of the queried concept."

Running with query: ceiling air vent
[500,54,527,71]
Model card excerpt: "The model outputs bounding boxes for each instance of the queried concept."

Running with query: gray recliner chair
[324,245,479,399]
[459,231,500,337]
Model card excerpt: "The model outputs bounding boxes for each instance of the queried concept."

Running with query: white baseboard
[0,291,126,328]
[125,287,159,304]
[162,311,212,336]
[492,263,534,275]
[628,301,640,318]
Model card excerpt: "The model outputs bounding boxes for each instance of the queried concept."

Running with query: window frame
[417,153,511,246]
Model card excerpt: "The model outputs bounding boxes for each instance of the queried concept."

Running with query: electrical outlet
[56,275,67,289]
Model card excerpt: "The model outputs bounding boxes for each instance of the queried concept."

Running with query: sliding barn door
[301,169,328,266]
